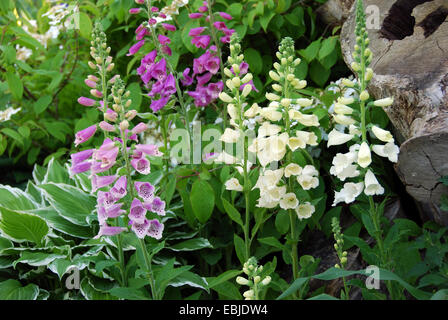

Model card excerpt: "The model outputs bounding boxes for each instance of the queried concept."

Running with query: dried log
[340,0,448,225]
[316,0,355,26]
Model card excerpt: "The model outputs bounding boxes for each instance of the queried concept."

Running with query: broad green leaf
[234,234,246,265]
[277,267,431,300]
[127,82,142,111]
[206,270,242,288]
[190,179,215,224]
[259,11,275,32]
[38,183,96,226]
[33,95,52,114]
[221,197,244,227]
[78,12,93,39]
[169,271,209,292]
[275,211,290,235]
[167,237,212,251]
[0,184,38,210]
[0,280,39,300]
[0,207,49,245]
[299,39,321,62]
[31,207,93,239]
[318,36,338,60]
[14,251,66,267]
[43,158,70,184]
[1,128,24,147]
[6,72,23,100]
[244,48,263,74]
[309,60,330,87]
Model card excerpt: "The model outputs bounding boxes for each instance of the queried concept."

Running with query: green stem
[160,112,170,175]
[283,64,300,291]
[139,238,157,299]
[342,276,349,300]
[116,230,127,287]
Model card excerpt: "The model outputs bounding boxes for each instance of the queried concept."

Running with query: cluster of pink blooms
[128,2,178,112]
[181,3,235,107]
[70,119,166,240]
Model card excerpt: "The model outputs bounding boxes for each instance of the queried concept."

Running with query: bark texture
[340,0,448,225]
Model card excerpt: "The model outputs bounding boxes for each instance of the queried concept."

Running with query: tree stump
[340,0,448,226]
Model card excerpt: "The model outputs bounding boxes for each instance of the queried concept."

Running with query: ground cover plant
[0,0,447,301]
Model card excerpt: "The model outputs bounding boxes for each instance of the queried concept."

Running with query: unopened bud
[107,63,115,71]
[125,110,137,120]
[360,90,370,101]
[88,61,97,69]
[119,120,129,131]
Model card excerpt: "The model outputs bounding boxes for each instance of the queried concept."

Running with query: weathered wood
[340,0,448,225]
[316,0,355,26]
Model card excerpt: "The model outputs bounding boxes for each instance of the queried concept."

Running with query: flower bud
[272,84,282,92]
[294,80,307,90]
[106,56,112,64]
[95,56,102,64]
[273,62,281,70]
[341,78,355,87]
[226,79,235,90]
[287,74,295,81]
[90,89,103,98]
[125,110,137,121]
[88,61,97,69]
[373,97,394,107]
[125,99,132,107]
[341,257,348,265]
[365,68,374,81]
[236,276,249,285]
[232,64,240,74]
[107,63,115,71]
[281,98,291,107]
[276,52,282,59]
[293,58,301,66]
[241,73,253,84]
[261,276,271,286]
[269,71,280,81]
[360,90,370,101]
[87,75,99,82]
[281,57,287,65]
[254,276,261,284]
[242,84,252,97]
[266,93,280,101]
[243,290,254,299]
[119,120,129,131]
[99,121,116,132]
[351,62,361,72]
[231,77,241,87]
[219,92,233,103]
[224,68,233,78]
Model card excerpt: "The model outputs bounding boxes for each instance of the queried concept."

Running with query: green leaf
[190,179,215,224]
[31,207,93,239]
[127,82,142,111]
[6,72,23,100]
[221,197,244,227]
[244,48,263,75]
[169,271,209,292]
[78,12,93,39]
[167,237,213,251]
[33,95,52,114]
[258,236,285,251]
[207,270,242,289]
[299,39,321,62]
[0,207,49,245]
[309,60,330,87]
[275,211,290,235]
[278,267,431,300]
[1,128,24,147]
[318,36,338,60]
[259,11,275,32]
[14,251,66,267]
[38,183,96,226]
[0,184,37,210]
[234,234,246,265]
[0,280,39,300]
